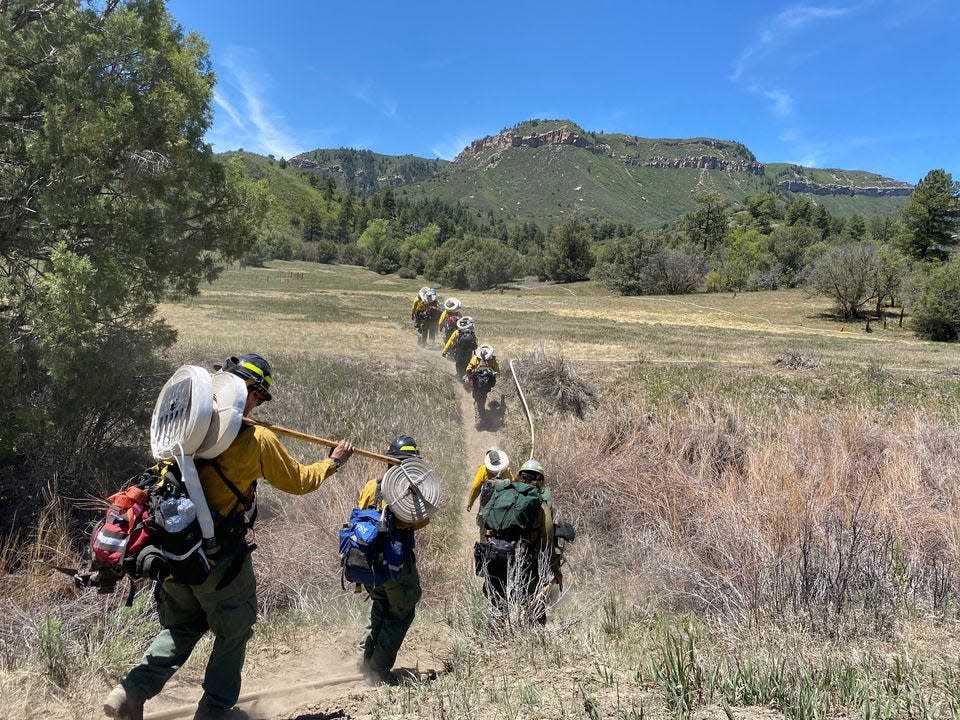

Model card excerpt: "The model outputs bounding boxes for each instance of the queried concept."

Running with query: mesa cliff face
[454,127,593,160]
[775,180,913,197]
[453,123,911,198]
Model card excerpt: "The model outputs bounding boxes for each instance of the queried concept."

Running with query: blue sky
[167,0,958,184]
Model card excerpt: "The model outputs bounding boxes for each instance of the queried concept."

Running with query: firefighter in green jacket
[104,354,355,720]
[478,459,559,626]
[356,435,428,686]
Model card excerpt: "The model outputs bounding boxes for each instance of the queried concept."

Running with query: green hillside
[220,150,342,255]
[224,120,915,237]
[289,148,445,192]
[398,119,912,225]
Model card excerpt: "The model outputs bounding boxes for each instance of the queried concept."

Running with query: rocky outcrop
[630,155,765,175]
[777,180,913,197]
[456,126,766,177]
[455,127,592,161]
[288,157,318,169]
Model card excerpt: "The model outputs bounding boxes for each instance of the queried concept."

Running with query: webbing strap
[201,459,252,513]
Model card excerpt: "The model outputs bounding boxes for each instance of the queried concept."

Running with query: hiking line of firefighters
[410,286,503,425]
[95,350,574,720]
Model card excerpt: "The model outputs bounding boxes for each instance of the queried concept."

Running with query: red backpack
[91,485,153,570]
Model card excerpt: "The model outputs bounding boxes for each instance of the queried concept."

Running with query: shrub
[314,239,338,264]
[337,243,369,267]
[425,236,523,290]
[543,212,595,282]
[808,242,878,318]
[911,257,960,341]
[515,344,595,418]
[643,247,706,294]
[593,232,662,295]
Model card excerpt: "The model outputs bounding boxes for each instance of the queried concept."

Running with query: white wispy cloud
[430,130,480,160]
[732,5,850,82]
[761,87,795,118]
[731,5,851,119]
[349,81,399,119]
[208,48,301,159]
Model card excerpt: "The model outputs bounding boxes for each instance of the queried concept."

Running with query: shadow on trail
[476,396,507,431]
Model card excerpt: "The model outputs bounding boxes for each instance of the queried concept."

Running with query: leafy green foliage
[424,235,523,290]
[911,258,960,341]
[0,1,262,496]
[543,213,595,282]
[594,232,663,295]
[898,169,960,260]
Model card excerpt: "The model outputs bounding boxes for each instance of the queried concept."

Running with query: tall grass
[538,391,960,632]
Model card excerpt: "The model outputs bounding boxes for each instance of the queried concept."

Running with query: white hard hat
[418,286,430,301]
[484,447,510,475]
[457,316,474,330]
[444,297,461,312]
[476,344,494,360]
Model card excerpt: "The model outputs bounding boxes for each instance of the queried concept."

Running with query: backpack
[473,366,497,391]
[482,481,543,540]
[457,329,477,353]
[339,507,406,587]
[88,459,252,596]
[90,463,213,587]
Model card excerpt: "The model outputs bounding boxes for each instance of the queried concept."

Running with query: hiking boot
[103,684,145,720]
[364,668,399,687]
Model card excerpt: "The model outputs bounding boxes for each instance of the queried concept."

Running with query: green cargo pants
[123,552,257,713]
[360,554,422,674]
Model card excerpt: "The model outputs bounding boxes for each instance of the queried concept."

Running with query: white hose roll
[381,458,442,524]
[175,453,217,547]
[151,365,213,459]
[196,372,246,459]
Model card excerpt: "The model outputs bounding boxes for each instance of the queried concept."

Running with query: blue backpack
[339,507,406,587]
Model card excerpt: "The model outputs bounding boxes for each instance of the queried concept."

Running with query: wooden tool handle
[243,417,400,465]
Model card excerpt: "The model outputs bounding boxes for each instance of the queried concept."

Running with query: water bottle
[176,498,196,525]
[160,497,196,533]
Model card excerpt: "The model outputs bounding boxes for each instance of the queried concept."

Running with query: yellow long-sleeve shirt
[198,424,338,516]
[437,309,462,329]
[466,464,514,510]
[441,330,459,356]
[357,477,431,531]
[411,297,426,316]
[466,356,501,375]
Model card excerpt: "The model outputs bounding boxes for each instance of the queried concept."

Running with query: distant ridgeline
[285,119,913,226]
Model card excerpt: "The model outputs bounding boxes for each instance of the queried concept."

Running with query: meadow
[4,260,960,719]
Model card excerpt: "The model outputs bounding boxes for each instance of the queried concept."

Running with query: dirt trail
[417,345,504,560]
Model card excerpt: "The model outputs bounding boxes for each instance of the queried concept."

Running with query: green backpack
[482,481,543,539]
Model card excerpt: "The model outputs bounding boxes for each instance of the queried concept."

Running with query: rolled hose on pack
[380,458,442,524]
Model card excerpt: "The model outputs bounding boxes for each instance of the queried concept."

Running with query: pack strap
[200,459,252,513]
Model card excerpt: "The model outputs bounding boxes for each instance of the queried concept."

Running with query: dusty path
[416,345,505,561]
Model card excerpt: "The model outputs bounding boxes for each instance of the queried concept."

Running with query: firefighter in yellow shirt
[356,436,427,685]
[412,288,440,347]
[466,447,513,511]
[465,345,500,420]
[437,297,463,343]
[106,354,355,720]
